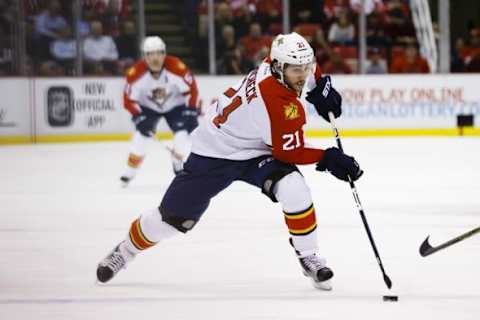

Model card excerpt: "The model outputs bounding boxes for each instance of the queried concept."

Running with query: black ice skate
[290,238,333,290]
[298,254,334,291]
[96,243,134,283]
[120,175,132,187]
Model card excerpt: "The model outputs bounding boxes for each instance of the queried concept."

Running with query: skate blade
[312,279,332,291]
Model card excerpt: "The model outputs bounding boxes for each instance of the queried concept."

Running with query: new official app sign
[35,78,131,137]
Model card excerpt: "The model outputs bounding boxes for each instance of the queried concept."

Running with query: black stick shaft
[328,112,393,289]
[434,227,480,251]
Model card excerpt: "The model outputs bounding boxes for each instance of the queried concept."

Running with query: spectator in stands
[252,45,270,66]
[323,0,352,25]
[366,11,390,48]
[350,0,381,15]
[0,0,14,35]
[383,0,414,40]
[322,52,353,74]
[83,20,119,74]
[38,60,65,76]
[215,2,234,38]
[310,28,332,67]
[219,47,254,75]
[365,47,387,74]
[50,25,76,74]
[291,0,324,26]
[217,24,237,60]
[33,1,67,39]
[239,23,271,65]
[389,43,430,73]
[102,0,123,37]
[451,37,466,73]
[115,20,137,61]
[232,4,254,40]
[469,28,480,47]
[465,54,480,72]
[0,25,13,75]
[77,7,97,37]
[33,0,68,60]
[255,0,282,33]
[328,9,355,45]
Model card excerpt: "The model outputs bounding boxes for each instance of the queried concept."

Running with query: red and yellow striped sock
[129,218,156,251]
[284,204,317,236]
[127,153,144,168]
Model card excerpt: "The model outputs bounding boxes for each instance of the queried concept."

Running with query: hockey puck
[382,295,398,302]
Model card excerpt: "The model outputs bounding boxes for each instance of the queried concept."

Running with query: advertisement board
[0,79,31,143]
[1,74,479,144]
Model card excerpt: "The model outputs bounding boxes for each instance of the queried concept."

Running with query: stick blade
[419,236,433,257]
[383,274,392,289]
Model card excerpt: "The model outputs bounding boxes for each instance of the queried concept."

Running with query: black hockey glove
[182,107,199,133]
[132,113,147,126]
[306,75,342,122]
[132,113,155,137]
[316,147,363,182]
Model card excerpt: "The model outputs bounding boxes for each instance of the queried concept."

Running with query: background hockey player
[98,32,363,290]
[120,36,200,186]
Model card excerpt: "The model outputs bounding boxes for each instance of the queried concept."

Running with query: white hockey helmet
[142,36,166,54]
[270,32,314,84]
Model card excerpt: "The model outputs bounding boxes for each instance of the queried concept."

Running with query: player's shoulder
[164,55,189,76]
[258,75,298,104]
[126,59,149,84]
[258,76,303,122]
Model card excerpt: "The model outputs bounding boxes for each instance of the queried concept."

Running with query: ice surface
[0,138,479,319]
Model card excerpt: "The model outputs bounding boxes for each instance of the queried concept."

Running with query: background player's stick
[419,226,480,257]
[163,144,183,161]
[328,112,393,289]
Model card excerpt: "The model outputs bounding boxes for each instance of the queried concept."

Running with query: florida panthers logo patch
[149,87,171,107]
[284,103,300,120]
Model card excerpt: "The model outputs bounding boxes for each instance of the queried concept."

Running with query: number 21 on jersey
[282,131,301,150]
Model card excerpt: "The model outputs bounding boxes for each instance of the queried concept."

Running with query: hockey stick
[163,144,184,161]
[328,112,393,289]
[419,226,480,257]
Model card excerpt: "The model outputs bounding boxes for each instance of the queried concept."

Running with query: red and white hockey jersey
[123,56,199,115]
[192,59,324,165]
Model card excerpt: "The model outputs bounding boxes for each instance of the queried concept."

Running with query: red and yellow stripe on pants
[284,205,317,236]
[127,153,144,168]
[129,218,156,250]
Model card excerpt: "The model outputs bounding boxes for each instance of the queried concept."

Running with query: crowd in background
[196,0,424,74]
[1,0,480,76]
[195,0,480,74]
[0,0,136,76]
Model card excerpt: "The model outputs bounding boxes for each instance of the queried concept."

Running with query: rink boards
[1,74,480,144]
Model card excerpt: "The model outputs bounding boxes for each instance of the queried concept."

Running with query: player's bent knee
[274,171,312,212]
[262,166,299,202]
[159,206,198,233]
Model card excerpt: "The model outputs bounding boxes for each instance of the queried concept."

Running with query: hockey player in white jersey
[120,36,200,186]
[98,32,363,290]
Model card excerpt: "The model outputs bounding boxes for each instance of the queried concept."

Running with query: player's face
[145,50,166,72]
[284,63,313,94]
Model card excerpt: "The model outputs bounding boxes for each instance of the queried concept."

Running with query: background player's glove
[316,147,363,182]
[182,107,199,133]
[132,113,146,126]
[306,75,342,122]
[132,113,155,137]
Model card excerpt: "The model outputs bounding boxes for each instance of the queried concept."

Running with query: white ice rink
[1,137,479,319]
